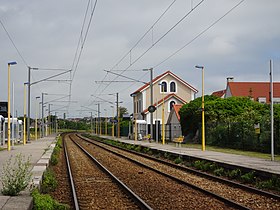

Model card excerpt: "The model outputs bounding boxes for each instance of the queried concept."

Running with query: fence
[204,119,280,154]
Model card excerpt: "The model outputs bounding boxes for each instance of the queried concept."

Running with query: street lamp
[104,109,108,136]
[35,96,40,140]
[111,106,115,138]
[7,61,17,151]
[109,93,120,138]
[158,83,165,145]
[143,68,154,140]
[41,93,48,137]
[195,65,205,151]
[23,82,29,144]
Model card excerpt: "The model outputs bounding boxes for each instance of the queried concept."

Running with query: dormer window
[170,81,176,92]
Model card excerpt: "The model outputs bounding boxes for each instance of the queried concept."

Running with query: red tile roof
[212,89,226,98]
[173,104,182,121]
[227,82,280,102]
[131,70,198,96]
[142,93,186,114]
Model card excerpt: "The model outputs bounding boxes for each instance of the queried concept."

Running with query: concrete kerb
[0,135,58,210]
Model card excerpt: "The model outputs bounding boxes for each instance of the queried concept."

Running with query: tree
[119,106,128,118]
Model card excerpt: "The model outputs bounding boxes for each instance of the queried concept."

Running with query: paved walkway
[0,134,57,210]
[109,137,280,175]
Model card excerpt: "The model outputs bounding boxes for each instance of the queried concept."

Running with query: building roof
[131,70,198,96]
[227,82,280,102]
[212,89,226,98]
[173,104,182,121]
[142,93,186,114]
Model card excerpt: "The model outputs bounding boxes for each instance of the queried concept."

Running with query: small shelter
[167,104,183,141]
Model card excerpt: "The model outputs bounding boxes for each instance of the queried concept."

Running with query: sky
[0,0,279,119]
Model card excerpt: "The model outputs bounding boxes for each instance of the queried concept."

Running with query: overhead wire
[67,0,98,112]
[71,0,98,82]
[118,0,245,94]
[98,0,205,94]
[93,0,178,95]
[153,0,245,68]
[0,19,29,67]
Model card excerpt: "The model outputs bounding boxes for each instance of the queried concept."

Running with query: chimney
[227,77,234,83]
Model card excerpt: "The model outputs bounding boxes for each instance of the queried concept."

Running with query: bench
[172,136,184,147]
[143,134,151,142]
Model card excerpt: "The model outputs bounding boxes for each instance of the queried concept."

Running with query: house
[212,90,226,98]
[166,104,183,140]
[130,70,198,139]
[212,77,280,104]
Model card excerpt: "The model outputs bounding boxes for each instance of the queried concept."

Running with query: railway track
[63,134,151,209]
[67,133,250,209]
[78,133,280,210]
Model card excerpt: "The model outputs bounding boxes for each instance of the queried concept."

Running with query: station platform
[107,136,280,176]
[0,134,57,210]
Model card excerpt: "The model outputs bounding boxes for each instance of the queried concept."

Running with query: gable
[131,70,198,96]
[142,94,186,114]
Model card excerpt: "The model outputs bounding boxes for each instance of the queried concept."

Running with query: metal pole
[27,67,31,142]
[270,60,274,161]
[90,112,93,134]
[105,110,107,135]
[150,68,153,140]
[195,65,206,151]
[202,67,205,151]
[117,93,120,138]
[55,112,58,133]
[162,93,165,145]
[7,64,11,151]
[35,99,38,140]
[48,104,51,136]
[23,84,27,145]
[41,93,44,137]
[111,107,114,138]
[98,103,100,135]
[12,82,15,147]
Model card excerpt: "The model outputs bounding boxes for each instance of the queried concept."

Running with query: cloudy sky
[0,0,279,118]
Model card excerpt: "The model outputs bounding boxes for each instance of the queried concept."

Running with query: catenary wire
[153,0,245,68]
[117,0,245,95]
[98,0,205,95]
[0,19,29,67]
[94,0,178,95]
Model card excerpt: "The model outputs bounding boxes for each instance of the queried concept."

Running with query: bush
[174,157,183,164]
[213,167,225,176]
[143,147,150,154]
[50,138,62,166]
[134,145,142,152]
[50,154,58,166]
[41,168,58,193]
[32,189,69,210]
[240,171,256,184]
[193,160,205,170]
[0,154,32,196]
[227,169,242,179]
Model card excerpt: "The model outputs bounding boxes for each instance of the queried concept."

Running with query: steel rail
[63,136,80,210]
[77,133,250,210]
[68,135,153,210]
[79,133,280,201]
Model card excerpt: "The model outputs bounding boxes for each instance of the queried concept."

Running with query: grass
[180,142,280,161]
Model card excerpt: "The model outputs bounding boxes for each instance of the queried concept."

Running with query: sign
[110,119,118,123]
[148,105,156,113]
[254,123,260,134]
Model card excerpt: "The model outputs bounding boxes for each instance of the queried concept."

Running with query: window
[258,97,266,104]
[170,81,176,92]
[169,101,176,111]
[160,81,167,92]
